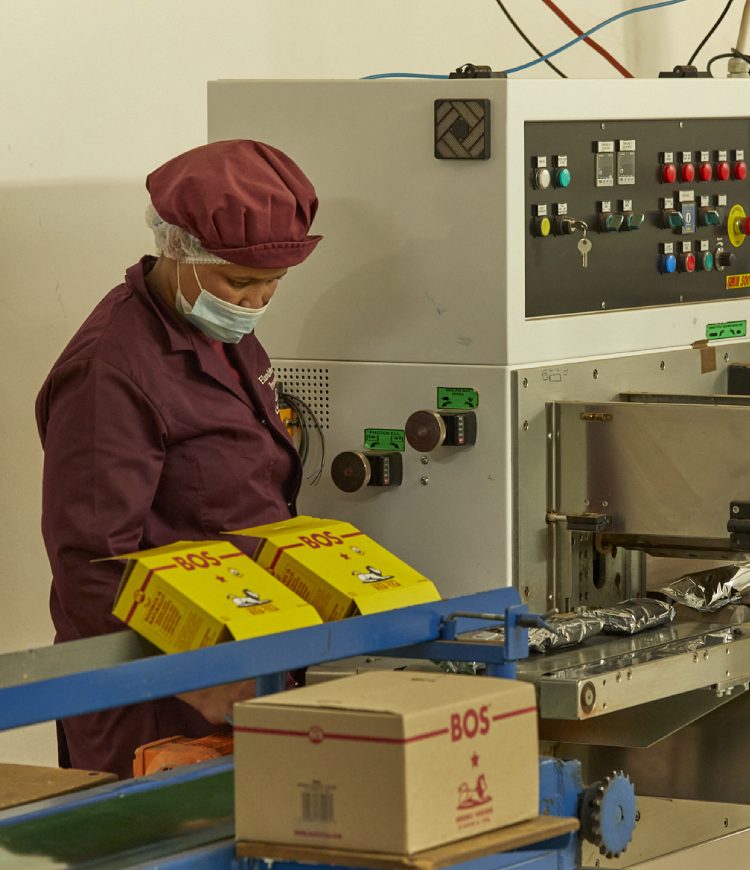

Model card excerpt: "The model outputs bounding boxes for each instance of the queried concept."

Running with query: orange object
[133,732,233,777]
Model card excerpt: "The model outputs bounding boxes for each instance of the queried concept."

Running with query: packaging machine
[204,76,750,865]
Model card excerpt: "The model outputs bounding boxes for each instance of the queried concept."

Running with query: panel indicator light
[717,161,731,181]
[662,163,677,184]
[699,162,713,182]
[555,167,572,188]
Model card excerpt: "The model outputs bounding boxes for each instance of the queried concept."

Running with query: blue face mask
[175,264,269,344]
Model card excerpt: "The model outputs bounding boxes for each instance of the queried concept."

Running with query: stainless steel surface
[553,687,750,804]
[538,686,745,748]
[554,398,750,544]
[581,796,750,868]
[516,343,750,615]
[518,620,750,719]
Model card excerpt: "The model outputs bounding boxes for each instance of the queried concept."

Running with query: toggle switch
[699,207,722,227]
[330,451,403,493]
[622,212,645,231]
[405,410,477,452]
[662,210,684,230]
[598,213,624,233]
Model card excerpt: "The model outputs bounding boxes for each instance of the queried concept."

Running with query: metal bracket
[547,511,612,533]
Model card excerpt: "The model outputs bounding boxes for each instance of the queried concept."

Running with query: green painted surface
[437,387,479,410]
[706,320,747,340]
[0,770,233,868]
[363,428,405,451]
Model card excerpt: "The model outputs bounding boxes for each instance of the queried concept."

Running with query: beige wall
[0,0,742,765]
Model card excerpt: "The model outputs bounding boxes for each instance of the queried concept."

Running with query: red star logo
[471,752,479,768]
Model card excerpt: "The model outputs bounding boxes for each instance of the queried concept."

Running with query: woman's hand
[177,679,256,724]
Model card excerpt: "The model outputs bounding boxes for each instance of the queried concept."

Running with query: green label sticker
[364,428,405,451]
[437,387,479,410]
[706,320,747,340]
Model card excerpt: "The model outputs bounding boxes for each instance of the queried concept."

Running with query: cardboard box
[234,671,539,854]
[229,516,440,620]
[111,540,322,654]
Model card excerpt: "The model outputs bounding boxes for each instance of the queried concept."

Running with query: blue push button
[661,253,677,274]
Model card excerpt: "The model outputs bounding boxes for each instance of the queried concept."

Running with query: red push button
[717,161,731,181]
[662,163,677,184]
[699,162,713,181]
[735,160,748,180]
[681,163,696,183]
[680,252,697,273]
[740,216,750,236]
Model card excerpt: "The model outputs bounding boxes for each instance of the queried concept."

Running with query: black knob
[715,248,736,272]
[405,410,477,451]
[330,451,402,492]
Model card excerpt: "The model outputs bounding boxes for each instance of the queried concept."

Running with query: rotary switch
[405,410,477,452]
[330,450,403,493]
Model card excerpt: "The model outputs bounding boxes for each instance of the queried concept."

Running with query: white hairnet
[145,202,229,265]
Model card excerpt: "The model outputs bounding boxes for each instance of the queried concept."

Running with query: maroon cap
[146,139,322,269]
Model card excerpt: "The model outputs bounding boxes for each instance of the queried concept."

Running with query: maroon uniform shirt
[35,257,302,779]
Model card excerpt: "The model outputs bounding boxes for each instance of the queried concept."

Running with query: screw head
[420,476,430,486]
[420,456,429,465]
[733,505,740,514]
[593,369,599,380]
[522,377,528,388]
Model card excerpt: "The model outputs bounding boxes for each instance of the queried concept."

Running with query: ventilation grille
[276,366,330,429]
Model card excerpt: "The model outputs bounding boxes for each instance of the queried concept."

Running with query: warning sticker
[726,273,750,290]
[363,429,405,451]
[706,320,747,340]
[437,388,479,410]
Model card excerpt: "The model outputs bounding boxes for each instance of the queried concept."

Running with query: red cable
[540,0,635,78]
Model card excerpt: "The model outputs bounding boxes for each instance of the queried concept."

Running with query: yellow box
[111,540,322,654]
[228,516,441,621]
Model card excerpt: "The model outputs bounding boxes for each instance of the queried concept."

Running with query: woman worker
[35,139,322,779]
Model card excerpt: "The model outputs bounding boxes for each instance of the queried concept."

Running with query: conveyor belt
[0,759,233,868]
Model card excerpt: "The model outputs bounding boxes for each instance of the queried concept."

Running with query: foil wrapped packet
[459,615,604,654]
[659,564,750,612]
[582,597,675,635]
[527,614,604,653]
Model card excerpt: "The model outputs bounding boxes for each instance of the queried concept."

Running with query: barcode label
[300,781,335,822]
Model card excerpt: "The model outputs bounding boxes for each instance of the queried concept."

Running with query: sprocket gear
[580,770,637,859]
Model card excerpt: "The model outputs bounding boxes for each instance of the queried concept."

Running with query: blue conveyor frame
[0,588,583,868]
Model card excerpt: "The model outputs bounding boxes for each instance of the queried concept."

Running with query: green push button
[555,167,571,189]
[700,251,714,272]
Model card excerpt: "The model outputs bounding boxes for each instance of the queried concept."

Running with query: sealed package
[585,597,675,635]
[458,614,603,655]
[659,565,750,613]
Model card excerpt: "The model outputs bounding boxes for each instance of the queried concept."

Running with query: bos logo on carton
[299,532,344,549]
[173,551,222,570]
[450,706,490,741]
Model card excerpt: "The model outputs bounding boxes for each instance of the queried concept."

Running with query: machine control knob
[699,162,714,182]
[660,253,677,274]
[554,217,576,235]
[680,162,696,183]
[554,167,572,188]
[405,410,477,452]
[330,450,403,493]
[717,161,732,181]
[599,213,624,233]
[699,250,715,271]
[679,252,697,273]
[661,210,684,230]
[621,212,644,231]
[661,163,677,184]
[534,167,552,190]
[699,207,722,227]
[714,248,736,271]
[735,160,748,181]
[532,216,552,238]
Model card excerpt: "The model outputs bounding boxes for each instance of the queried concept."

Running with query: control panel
[525,118,750,317]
